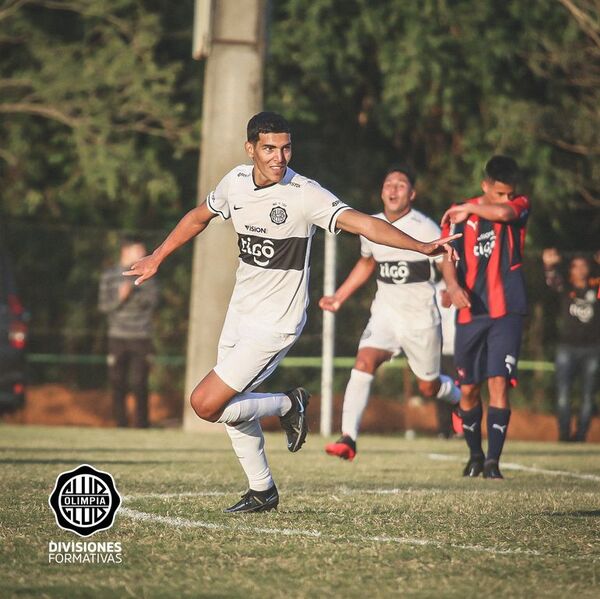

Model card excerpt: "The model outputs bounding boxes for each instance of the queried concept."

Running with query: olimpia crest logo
[49,464,121,537]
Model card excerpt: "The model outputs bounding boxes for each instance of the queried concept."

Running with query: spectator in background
[99,238,158,428]
[543,249,600,442]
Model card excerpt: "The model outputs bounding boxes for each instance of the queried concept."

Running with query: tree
[0,0,200,228]
[266,0,599,249]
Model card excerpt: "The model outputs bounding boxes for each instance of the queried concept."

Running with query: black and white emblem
[49,464,121,537]
[270,206,288,225]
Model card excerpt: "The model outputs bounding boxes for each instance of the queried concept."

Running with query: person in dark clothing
[543,249,600,442]
[99,238,159,428]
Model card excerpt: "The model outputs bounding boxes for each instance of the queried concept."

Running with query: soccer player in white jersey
[125,113,460,513]
[321,165,461,461]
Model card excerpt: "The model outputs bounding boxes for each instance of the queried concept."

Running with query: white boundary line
[123,491,229,500]
[119,507,540,556]
[427,453,600,482]
[123,488,444,502]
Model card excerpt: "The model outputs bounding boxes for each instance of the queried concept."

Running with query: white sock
[217,392,292,424]
[341,369,374,440]
[225,420,274,491]
[436,374,461,405]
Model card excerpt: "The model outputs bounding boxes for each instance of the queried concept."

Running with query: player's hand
[421,233,462,261]
[447,284,471,309]
[441,204,471,226]
[123,254,160,286]
[319,295,342,312]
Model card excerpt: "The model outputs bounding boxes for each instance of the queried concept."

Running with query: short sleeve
[206,172,231,220]
[359,235,372,257]
[303,180,351,234]
[509,195,530,225]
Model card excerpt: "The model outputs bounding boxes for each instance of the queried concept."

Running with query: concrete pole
[320,232,337,436]
[183,0,266,431]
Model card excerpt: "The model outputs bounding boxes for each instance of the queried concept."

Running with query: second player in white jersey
[322,166,462,462]
[359,209,442,329]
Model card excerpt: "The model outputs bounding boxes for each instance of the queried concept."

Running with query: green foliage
[0,0,200,227]
[267,0,599,248]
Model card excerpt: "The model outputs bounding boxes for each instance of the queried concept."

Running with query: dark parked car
[0,247,27,413]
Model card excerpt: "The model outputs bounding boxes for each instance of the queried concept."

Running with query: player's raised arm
[319,256,376,312]
[441,200,522,226]
[124,201,218,286]
[336,209,461,260]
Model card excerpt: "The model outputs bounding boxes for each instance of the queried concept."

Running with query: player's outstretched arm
[319,256,376,312]
[336,209,461,260]
[124,202,218,286]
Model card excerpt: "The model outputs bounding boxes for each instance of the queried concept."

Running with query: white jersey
[360,209,442,329]
[207,164,351,334]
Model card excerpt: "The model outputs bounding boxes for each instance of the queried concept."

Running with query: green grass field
[1,424,599,598]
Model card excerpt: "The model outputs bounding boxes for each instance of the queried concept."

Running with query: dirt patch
[1,384,180,428]
[2,384,599,443]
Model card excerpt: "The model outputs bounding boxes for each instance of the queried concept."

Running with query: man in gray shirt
[99,238,158,427]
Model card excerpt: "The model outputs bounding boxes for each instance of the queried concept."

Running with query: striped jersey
[206,164,350,333]
[360,210,442,328]
[441,195,530,323]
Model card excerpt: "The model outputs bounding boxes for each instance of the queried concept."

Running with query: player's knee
[190,389,220,422]
[461,385,480,407]
[354,354,377,374]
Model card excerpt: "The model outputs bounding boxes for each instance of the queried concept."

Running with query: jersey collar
[252,167,290,191]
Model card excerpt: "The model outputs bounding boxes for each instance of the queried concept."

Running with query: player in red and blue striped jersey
[441,156,530,479]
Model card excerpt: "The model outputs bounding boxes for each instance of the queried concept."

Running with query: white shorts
[358,311,442,381]
[214,309,301,393]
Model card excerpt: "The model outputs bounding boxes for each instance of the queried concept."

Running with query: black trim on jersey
[376,259,432,285]
[252,169,286,191]
[237,234,309,271]
[328,205,349,233]
[241,346,288,393]
[206,192,230,220]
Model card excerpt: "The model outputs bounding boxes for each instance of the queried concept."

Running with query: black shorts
[454,314,523,386]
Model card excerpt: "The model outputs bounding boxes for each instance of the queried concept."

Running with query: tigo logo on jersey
[378,261,410,284]
[239,236,275,267]
[474,230,496,259]
[49,464,121,537]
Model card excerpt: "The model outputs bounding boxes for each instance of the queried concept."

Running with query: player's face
[245,132,292,186]
[380,171,415,218]
[481,180,516,203]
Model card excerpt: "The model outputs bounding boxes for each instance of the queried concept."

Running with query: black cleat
[483,459,504,480]
[280,387,310,452]
[223,485,279,514]
[463,455,485,477]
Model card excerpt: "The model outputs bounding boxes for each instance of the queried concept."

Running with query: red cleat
[325,435,357,461]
